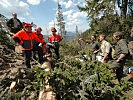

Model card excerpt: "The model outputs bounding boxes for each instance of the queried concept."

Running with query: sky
[0,0,89,35]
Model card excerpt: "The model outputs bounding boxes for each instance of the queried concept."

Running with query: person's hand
[11,27,15,29]
[52,44,55,47]
[116,59,120,63]
[79,38,83,41]
[93,51,97,54]
[101,59,104,64]
[94,50,98,54]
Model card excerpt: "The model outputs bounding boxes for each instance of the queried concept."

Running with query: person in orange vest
[47,27,63,59]
[33,27,44,60]
[12,23,45,68]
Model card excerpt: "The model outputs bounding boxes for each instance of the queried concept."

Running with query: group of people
[7,12,63,68]
[79,30,133,82]
[6,12,132,82]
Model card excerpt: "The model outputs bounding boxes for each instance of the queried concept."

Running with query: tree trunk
[121,0,128,19]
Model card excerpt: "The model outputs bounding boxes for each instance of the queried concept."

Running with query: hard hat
[23,23,32,28]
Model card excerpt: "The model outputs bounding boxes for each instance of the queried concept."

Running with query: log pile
[0,67,36,99]
[0,49,57,99]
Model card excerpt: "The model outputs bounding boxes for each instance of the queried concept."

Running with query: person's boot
[33,56,37,60]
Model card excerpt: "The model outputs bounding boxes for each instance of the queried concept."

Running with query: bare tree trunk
[121,0,128,19]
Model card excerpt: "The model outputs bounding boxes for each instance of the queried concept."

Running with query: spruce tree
[56,2,66,37]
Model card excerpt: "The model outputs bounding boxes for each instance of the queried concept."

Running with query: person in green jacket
[111,32,129,82]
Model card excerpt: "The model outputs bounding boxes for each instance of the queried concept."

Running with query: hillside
[0,0,133,98]
[0,29,133,99]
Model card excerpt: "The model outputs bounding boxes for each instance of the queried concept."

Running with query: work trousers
[23,45,43,68]
[110,60,125,82]
[47,45,59,59]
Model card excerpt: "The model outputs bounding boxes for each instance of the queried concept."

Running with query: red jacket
[12,30,44,50]
[48,33,62,43]
[35,32,44,40]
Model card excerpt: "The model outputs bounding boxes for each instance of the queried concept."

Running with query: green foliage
[13,42,132,100]
[78,0,114,19]
[0,30,15,50]
[60,41,81,56]
[56,2,66,36]
[31,66,49,90]
[80,15,132,45]
[4,92,22,100]
[78,0,133,44]
[47,58,132,99]
[30,42,133,99]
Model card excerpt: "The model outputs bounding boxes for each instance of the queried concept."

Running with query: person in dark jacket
[33,27,44,60]
[111,32,129,82]
[7,12,23,34]
[89,35,100,60]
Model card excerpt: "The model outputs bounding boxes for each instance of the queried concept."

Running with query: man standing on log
[47,27,63,59]
[12,23,45,68]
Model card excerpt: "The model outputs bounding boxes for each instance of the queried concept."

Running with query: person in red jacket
[33,27,44,60]
[12,23,44,68]
[47,27,63,59]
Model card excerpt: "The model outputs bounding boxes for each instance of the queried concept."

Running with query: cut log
[15,45,22,54]
[10,81,16,91]
[28,92,36,100]
[41,61,51,72]
[38,87,56,100]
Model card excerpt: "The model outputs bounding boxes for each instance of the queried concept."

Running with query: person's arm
[101,52,109,63]
[40,34,44,40]
[13,37,21,43]
[17,19,23,29]
[116,54,126,62]
[58,35,63,42]
[12,31,23,45]
[101,42,110,63]
[34,33,44,43]
[94,49,100,54]
[116,40,128,62]
[59,37,63,42]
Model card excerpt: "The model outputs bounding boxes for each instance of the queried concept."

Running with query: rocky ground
[0,42,56,99]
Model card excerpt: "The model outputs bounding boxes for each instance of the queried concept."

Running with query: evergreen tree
[56,2,66,37]
[78,0,115,21]
[78,0,132,20]
[76,25,80,37]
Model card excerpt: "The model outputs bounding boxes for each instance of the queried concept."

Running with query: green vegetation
[31,41,133,99]
[0,0,133,99]
[78,0,133,42]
